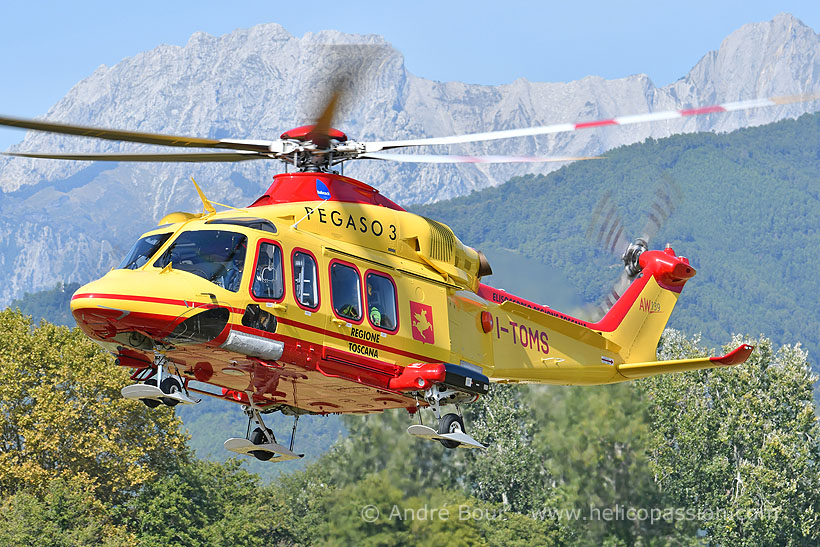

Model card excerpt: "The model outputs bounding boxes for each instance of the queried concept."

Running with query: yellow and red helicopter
[2,90,814,460]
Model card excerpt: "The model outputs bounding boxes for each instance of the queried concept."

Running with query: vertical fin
[592,248,695,363]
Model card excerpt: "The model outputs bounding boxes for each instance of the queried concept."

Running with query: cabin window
[252,242,284,300]
[153,230,246,292]
[293,251,319,309]
[331,262,361,321]
[365,272,398,331]
[118,233,171,270]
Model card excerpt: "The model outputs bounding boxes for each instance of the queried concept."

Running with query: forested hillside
[416,111,820,371]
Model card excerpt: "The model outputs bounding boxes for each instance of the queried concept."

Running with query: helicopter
[2,89,815,460]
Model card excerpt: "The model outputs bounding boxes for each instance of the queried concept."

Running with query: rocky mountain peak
[0,14,818,304]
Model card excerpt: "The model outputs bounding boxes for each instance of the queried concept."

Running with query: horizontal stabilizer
[617,344,754,379]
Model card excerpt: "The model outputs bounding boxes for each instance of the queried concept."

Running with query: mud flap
[223,437,304,461]
[407,425,487,449]
[121,384,200,405]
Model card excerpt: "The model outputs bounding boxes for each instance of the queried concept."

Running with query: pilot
[367,282,392,329]
[224,253,245,292]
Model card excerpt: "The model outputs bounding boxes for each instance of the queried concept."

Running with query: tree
[532,383,693,545]
[0,309,189,503]
[465,384,557,514]
[126,459,299,547]
[0,476,134,546]
[640,330,820,545]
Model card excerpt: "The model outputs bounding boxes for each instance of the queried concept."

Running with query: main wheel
[141,378,161,408]
[250,427,275,461]
[438,413,464,449]
[160,377,182,407]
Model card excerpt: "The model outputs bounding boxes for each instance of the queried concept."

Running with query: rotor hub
[279,125,348,142]
[622,238,648,278]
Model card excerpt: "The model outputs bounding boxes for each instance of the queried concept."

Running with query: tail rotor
[585,178,682,319]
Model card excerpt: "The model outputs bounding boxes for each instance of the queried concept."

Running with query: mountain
[0,14,818,305]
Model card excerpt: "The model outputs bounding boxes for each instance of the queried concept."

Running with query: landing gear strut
[407,384,487,450]
[223,392,304,462]
[121,350,198,406]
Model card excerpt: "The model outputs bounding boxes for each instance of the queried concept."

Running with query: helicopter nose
[70,269,234,347]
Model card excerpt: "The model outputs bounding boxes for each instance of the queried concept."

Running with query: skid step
[407,425,487,449]
[224,437,304,462]
[121,384,199,405]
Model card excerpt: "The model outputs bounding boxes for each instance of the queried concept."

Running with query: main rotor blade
[307,89,342,149]
[360,152,601,163]
[363,93,820,152]
[0,114,277,152]
[1,151,269,162]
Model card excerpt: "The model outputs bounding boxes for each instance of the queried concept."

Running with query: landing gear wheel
[438,413,464,449]
[250,427,275,461]
[141,379,161,408]
[160,377,182,407]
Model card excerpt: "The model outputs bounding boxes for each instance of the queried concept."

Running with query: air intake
[423,217,456,263]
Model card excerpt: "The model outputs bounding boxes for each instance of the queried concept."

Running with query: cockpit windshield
[153,230,247,292]
[118,233,172,270]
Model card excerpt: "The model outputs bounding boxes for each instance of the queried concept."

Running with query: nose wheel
[121,352,199,406]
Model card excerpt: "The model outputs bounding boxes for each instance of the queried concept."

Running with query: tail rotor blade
[638,176,682,243]
[587,191,630,256]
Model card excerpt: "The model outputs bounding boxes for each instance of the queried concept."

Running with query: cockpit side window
[365,272,398,332]
[118,233,171,270]
[252,242,284,300]
[330,262,362,321]
[153,230,247,292]
[293,250,319,310]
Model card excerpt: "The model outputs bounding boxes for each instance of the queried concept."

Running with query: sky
[0,1,818,151]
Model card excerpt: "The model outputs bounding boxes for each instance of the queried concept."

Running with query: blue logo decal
[316,179,331,201]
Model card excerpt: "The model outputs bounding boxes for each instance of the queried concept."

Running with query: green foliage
[321,409,462,495]
[0,309,189,503]
[0,477,134,546]
[466,384,556,514]
[125,459,298,547]
[9,282,81,327]
[415,112,820,372]
[531,383,694,545]
[640,331,820,545]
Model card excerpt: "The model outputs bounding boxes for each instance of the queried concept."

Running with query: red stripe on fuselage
[73,292,440,364]
[275,316,439,363]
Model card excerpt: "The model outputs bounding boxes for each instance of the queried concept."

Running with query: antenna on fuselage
[292,179,332,230]
[191,177,216,216]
